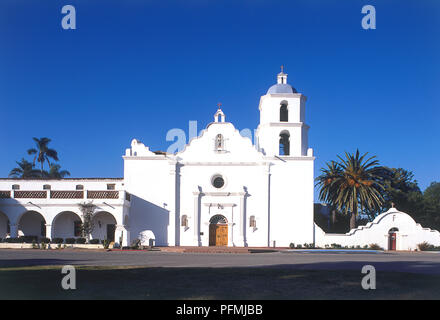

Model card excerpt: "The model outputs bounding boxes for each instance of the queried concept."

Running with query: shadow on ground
[0,263,439,300]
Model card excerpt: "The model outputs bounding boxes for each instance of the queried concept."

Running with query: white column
[265,164,271,247]
[168,164,176,246]
[115,224,128,246]
[239,195,246,246]
[10,223,18,238]
[193,193,200,246]
[45,224,52,239]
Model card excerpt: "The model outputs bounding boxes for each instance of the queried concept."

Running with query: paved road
[0,249,439,274]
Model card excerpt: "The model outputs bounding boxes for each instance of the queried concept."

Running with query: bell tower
[256,67,311,157]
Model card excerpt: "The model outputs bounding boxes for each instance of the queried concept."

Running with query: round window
[212,175,225,189]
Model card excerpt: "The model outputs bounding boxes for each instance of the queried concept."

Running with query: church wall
[257,125,305,157]
[123,158,172,246]
[259,95,303,124]
[269,159,314,247]
[177,164,270,247]
[314,209,440,251]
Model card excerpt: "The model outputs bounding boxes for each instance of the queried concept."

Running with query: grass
[0,265,439,299]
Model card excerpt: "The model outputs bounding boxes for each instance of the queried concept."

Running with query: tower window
[279,131,290,156]
[280,103,288,122]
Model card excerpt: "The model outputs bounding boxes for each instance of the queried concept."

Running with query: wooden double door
[209,224,228,246]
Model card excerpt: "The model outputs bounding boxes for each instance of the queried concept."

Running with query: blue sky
[0,0,439,196]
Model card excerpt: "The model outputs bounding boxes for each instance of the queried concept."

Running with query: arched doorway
[388,227,399,251]
[92,211,117,242]
[209,215,228,246]
[18,211,46,239]
[0,211,10,238]
[52,211,82,239]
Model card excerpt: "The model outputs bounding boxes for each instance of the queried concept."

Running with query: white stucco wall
[0,179,130,245]
[315,208,440,250]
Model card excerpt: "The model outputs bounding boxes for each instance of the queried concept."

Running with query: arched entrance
[18,211,46,239]
[388,227,399,250]
[92,211,117,242]
[52,211,82,239]
[0,211,10,238]
[209,215,228,246]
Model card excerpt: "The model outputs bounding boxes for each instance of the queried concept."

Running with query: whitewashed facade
[0,71,439,250]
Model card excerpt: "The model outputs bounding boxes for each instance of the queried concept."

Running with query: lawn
[0,265,439,299]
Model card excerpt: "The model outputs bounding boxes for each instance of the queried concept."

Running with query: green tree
[27,137,59,175]
[420,182,440,231]
[43,164,71,179]
[78,202,96,243]
[316,150,388,230]
[8,158,42,178]
[366,167,424,217]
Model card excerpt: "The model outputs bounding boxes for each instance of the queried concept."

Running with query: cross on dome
[277,65,288,84]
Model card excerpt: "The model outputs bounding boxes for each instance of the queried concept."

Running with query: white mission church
[1,70,439,250]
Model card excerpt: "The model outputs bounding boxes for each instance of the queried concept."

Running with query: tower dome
[266,66,297,94]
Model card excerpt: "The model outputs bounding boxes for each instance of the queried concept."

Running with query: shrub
[368,243,383,250]
[40,237,51,244]
[331,243,342,249]
[65,238,75,244]
[19,235,38,243]
[130,239,140,250]
[51,238,64,244]
[418,241,434,251]
[5,237,20,243]
[75,238,86,244]
[296,244,302,249]
[289,243,295,249]
[102,239,111,249]
[89,239,100,244]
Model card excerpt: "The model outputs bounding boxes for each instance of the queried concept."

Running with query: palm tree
[316,150,388,230]
[27,137,59,174]
[9,158,42,178]
[44,164,71,179]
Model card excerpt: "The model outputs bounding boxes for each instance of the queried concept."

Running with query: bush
[65,238,76,244]
[131,239,141,249]
[102,239,111,249]
[289,243,295,249]
[368,243,383,250]
[4,237,21,243]
[418,241,435,251]
[331,243,342,249]
[75,238,86,244]
[51,238,64,244]
[40,237,50,244]
[89,239,100,244]
[19,235,38,243]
